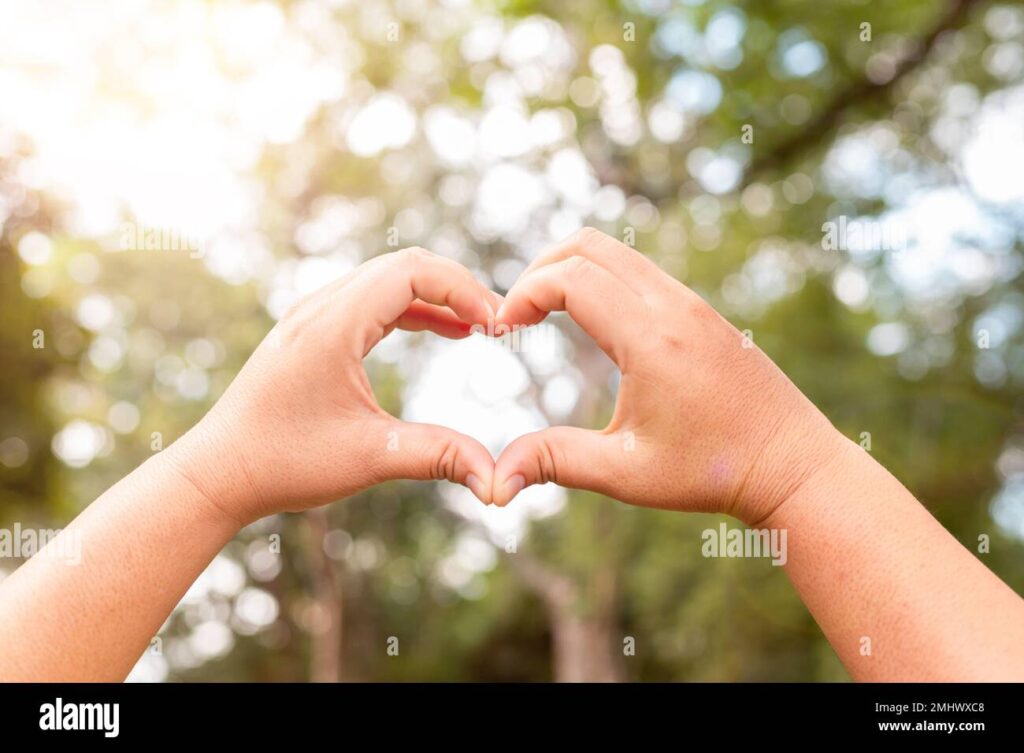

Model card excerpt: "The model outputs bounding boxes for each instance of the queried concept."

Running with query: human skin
[491,227,1024,681]
[0,247,501,681]
[1,231,1023,681]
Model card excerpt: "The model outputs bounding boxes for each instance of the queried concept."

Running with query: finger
[491,426,622,506]
[517,227,669,296]
[348,247,497,355]
[385,301,476,340]
[376,420,496,505]
[293,259,502,319]
[495,256,645,367]
[485,289,505,317]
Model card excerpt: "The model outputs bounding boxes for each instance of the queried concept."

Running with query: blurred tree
[1,0,1022,682]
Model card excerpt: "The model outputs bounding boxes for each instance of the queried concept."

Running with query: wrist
[750,430,868,530]
[736,410,857,528]
[160,412,264,529]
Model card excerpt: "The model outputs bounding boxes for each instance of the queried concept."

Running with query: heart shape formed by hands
[174,228,842,530]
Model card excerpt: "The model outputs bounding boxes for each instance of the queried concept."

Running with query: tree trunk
[510,329,625,681]
[508,552,624,682]
[302,508,344,682]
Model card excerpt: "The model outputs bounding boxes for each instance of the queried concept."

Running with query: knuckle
[574,226,607,246]
[639,290,663,313]
[564,255,595,279]
[534,434,562,485]
[389,247,421,268]
[400,246,431,261]
[657,330,688,354]
[684,292,718,325]
[274,294,326,343]
[432,436,459,482]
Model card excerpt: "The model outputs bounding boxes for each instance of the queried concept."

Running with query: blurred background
[1,0,1023,681]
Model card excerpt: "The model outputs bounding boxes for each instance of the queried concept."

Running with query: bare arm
[0,451,238,680]
[492,227,1024,681]
[762,436,1024,681]
[0,247,499,681]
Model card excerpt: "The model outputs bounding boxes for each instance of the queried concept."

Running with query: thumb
[377,420,495,504]
[492,426,620,507]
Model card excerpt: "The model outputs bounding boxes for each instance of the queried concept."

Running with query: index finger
[496,256,646,369]
[519,227,669,296]
[348,247,497,356]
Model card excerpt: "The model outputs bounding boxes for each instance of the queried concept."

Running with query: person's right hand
[165,247,501,527]
[491,228,850,524]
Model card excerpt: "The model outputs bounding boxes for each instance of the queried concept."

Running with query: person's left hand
[487,228,843,524]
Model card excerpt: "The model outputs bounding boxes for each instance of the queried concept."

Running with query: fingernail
[503,474,526,501]
[465,473,488,504]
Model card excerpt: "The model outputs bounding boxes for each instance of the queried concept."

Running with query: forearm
[0,448,241,681]
[764,433,1024,681]
[0,250,499,682]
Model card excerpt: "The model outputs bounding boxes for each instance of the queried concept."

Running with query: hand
[491,228,847,524]
[165,247,501,526]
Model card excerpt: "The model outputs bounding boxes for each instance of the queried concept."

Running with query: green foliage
[1,0,1022,681]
